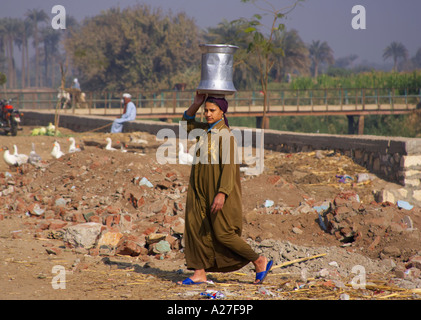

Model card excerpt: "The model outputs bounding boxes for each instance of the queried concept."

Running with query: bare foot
[253,256,269,284]
[253,256,268,273]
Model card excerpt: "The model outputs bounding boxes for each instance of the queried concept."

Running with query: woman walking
[178,92,273,285]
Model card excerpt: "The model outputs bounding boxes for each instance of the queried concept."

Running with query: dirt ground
[0,125,420,301]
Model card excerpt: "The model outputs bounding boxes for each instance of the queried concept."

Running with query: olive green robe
[182,115,259,272]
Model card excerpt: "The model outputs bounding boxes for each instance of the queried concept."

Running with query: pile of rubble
[0,147,190,261]
[320,190,365,243]
[315,190,418,255]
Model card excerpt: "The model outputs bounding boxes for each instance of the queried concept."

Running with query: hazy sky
[1,0,420,65]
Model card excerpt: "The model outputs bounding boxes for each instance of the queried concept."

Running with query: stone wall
[263,129,421,205]
[23,111,421,205]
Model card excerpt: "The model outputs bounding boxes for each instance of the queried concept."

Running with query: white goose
[28,143,42,165]
[105,137,117,151]
[68,137,81,153]
[179,142,193,165]
[51,141,65,159]
[2,146,28,167]
[13,145,29,164]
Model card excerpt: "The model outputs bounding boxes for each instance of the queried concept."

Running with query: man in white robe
[111,93,137,133]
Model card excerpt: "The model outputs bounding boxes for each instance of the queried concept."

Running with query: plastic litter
[31,204,45,216]
[336,175,353,183]
[397,200,413,210]
[137,177,153,188]
[258,286,276,296]
[264,200,274,208]
[200,290,225,299]
[318,214,327,231]
[313,204,329,213]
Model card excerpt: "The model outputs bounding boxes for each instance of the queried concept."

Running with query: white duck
[68,137,81,153]
[105,137,117,151]
[51,141,65,159]
[28,143,42,165]
[179,142,193,165]
[2,146,17,167]
[2,146,28,167]
[13,145,29,164]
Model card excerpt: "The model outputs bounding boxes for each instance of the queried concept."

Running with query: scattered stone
[401,215,414,230]
[116,235,147,257]
[45,247,62,255]
[374,190,395,204]
[63,222,102,249]
[27,203,45,216]
[406,256,421,270]
[98,231,123,248]
[356,173,375,183]
[170,218,185,235]
[55,197,68,207]
[382,246,401,257]
[292,227,303,234]
[146,233,167,244]
[153,240,171,254]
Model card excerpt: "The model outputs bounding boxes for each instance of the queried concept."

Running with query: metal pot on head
[197,44,239,96]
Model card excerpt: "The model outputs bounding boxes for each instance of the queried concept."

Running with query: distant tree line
[1,3,421,93]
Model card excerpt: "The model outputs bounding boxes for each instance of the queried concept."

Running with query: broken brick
[116,235,146,256]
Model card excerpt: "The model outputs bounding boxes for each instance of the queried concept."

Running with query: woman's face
[204,102,224,124]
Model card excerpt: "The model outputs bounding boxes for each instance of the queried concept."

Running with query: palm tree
[205,19,248,45]
[14,20,25,88]
[383,41,408,72]
[25,9,48,87]
[308,40,334,78]
[15,19,32,88]
[0,19,6,79]
[60,15,79,85]
[272,29,310,82]
[41,28,62,87]
[413,48,421,69]
[2,18,21,88]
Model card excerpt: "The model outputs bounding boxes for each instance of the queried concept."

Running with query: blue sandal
[254,260,273,284]
[179,278,205,285]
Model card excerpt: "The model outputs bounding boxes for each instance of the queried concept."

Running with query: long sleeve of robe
[181,113,259,272]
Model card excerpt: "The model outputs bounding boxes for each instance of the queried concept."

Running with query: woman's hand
[186,91,206,117]
[211,192,226,214]
[193,92,206,107]
[185,92,207,118]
